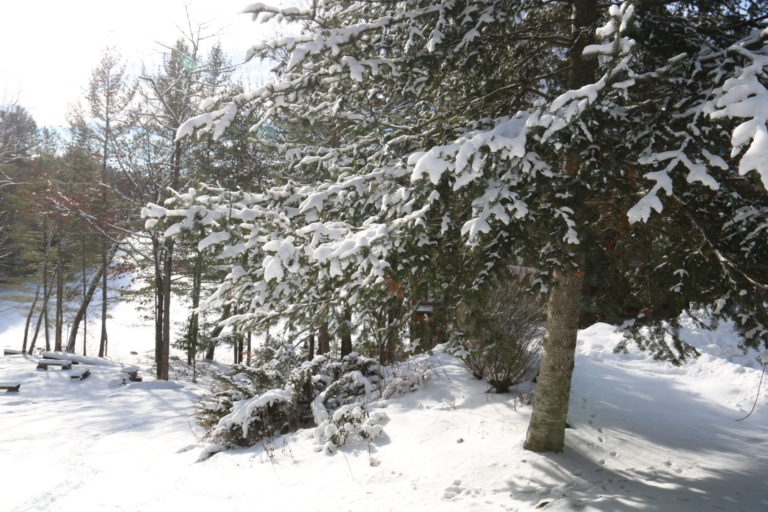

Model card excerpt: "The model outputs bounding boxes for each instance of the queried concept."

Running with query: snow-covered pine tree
[146,0,768,452]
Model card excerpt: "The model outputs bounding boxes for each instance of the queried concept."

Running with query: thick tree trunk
[524,268,583,452]
[318,323,330,355]
[65,243,120,353]
[524,0,596,453]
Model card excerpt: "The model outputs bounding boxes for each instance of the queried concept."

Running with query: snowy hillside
[2,315,767,512]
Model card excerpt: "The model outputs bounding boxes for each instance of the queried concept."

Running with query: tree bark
[232,320,242,364]
[160,237,173,379]
[187,250,203,365]
[246,331,252,365]
[318,323,330,355]
[524,268,583,452]
[54,238,64,352]
[340,310,352,357]
[81,233,87,356]
[42,211,51,351]
[524,0,596,453]
[308,332,315,360]
[153,236,166,379]
[381,301,401,364]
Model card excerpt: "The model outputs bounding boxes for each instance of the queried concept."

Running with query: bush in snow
[313,404,388,454]
[382,362,432,399]
[197,345,384,448]
[196,342,303,445]
[454,269,545,392]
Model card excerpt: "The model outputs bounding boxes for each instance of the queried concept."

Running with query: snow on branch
[540,2,636,141]
[706,27,768,189]
[242,3,313,24]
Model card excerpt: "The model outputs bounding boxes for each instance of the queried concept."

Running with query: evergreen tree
[149,0,768,452]
[83,48,136,357]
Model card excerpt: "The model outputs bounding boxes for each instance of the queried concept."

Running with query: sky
[0,0,283,128]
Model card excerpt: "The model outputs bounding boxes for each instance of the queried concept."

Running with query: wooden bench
[36,359,73,371]
[42,351,81,364]
[120,366,142,383]
[0,383,20,392]
[3,348,22,356]
[70,368,91,380]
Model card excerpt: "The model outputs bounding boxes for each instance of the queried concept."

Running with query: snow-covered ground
[1,305,767,511]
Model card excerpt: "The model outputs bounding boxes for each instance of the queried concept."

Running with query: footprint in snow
[443,480,463,499]
[442,480,481,499]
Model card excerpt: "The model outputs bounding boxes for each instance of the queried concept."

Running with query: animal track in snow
[442,479,464,499]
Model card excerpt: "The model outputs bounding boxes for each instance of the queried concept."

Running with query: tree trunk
[187,250,203,366]
[160,237,173,380]
[246,331,252,365]
[524,268,583,452]
[21,284,41,353]
[54,240,64,352]
[153,236,166,379]
[308,332,315,360]
[28,263,57,355]
[156,139,182,379]
[81,233,87,356]
[205,303,231,361]
[99,94,111,358]
[42,212,51,352]
[232,321,242,364]
[65,242,120,353]
[340,310,352,357]
[382,301,401,364]
[98,237,109,357]
[318,323,330,355]
[524,0,596,453]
